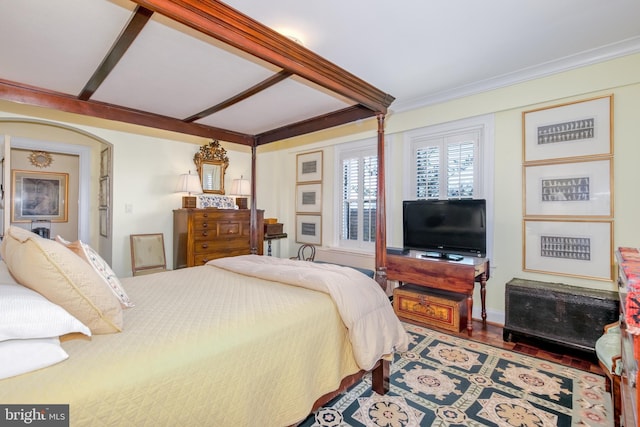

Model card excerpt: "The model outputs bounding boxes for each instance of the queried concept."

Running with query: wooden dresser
[173,208,264,268]
[617,247,640,427]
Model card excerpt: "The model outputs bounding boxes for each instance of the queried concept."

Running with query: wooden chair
[130,233,167,276]
[595,321,621,427]
[290,244,316,262]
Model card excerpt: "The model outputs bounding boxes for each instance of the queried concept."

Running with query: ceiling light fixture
[276,28,305,46]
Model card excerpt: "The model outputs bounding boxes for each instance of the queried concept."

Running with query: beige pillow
[1,226,122,334]
[56,236,134,308]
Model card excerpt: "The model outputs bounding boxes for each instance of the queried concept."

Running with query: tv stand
[387,250,489,336]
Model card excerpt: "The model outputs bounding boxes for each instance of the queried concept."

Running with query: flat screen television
[402,199,486,258]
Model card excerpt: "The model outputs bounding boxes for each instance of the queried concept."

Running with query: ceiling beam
[130,0,395,114]
[255,105,377,145]
[184,70,292,122]
[0,78,254,145]
[79,6,154,101]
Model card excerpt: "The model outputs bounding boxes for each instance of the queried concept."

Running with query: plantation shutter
[416,145,440,199]
[447,140,475,198]
[362,155,377,243]
[413,130,480,199]
[339,143,377,248]
[341,157,359,240]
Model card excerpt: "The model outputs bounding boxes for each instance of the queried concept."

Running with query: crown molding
[392,36,640,113]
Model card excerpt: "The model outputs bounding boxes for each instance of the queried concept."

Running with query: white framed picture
[523,219,613,281]
[296,183,321,213]
[296,214,322,245]
[524,158,612,217]
[296,151,323,183]
[523,95,612,163]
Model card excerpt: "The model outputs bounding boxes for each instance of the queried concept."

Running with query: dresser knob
[201,231,208,237]
[202,222,208,228]
[202,243,208,249]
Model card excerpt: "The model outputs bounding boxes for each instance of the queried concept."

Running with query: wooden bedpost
[250,142,258,254]
[375,113,388,291]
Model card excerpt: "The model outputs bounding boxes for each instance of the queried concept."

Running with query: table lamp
[175,171,203,208]
[230,175,250,209]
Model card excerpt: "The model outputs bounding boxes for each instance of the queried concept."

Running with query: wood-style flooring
[442,319,604,376]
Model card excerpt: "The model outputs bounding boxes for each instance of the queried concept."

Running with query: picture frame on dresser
[523,219,613,281]
[523,95,613,163]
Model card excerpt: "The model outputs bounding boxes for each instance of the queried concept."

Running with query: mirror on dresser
[193,140,229,195]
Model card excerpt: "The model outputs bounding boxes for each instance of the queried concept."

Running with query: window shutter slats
[339,148,377,246]
[413,130,479,200]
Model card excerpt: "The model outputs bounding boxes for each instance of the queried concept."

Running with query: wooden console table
[387,251,490,335]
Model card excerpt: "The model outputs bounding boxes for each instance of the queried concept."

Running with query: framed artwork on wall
[523,219,613,281]
[11,170,69,223]
[296,151,323,183]
[523,158,612,217]
[296,183,321,213]
[99,208,109,238]
[100,147,110,178]
[296,214,322,245]
[99,177,110,208]
[523,95,612,163]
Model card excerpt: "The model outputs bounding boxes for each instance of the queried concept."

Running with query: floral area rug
[299,322,612,427]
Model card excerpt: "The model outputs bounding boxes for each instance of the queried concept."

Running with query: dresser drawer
[193,246,253,265]
[196,237,250,253]
[173,208,264,268]
[393,285,467,332]
[193,222,247,240]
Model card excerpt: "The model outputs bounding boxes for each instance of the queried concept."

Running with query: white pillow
[1,226,123,335]
[56,236,134,308]
[0,281,91,341]
[0,337,68,379]
[0,260,17,285]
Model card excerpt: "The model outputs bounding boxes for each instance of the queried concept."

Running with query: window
[337,141,377,250]
[405,114,495,258]
[413,130,480,199]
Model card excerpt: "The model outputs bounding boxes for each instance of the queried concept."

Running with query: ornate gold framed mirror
[193,140,229,194]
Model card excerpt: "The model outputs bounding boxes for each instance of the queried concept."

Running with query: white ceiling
[0,0,639,141]
[223,0,640,111]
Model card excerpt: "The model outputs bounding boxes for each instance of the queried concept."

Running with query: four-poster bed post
[250,142,259,254]
[375,113,388,291]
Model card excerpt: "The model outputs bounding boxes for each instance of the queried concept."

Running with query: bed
[0,227,408,426]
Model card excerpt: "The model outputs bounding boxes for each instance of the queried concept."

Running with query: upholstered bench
[595,322,621,426]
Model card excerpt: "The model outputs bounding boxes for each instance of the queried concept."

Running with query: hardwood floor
[444,319,605,376]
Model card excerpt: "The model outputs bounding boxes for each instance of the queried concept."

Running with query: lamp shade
[175,171,203,195]
[230,177,251,196]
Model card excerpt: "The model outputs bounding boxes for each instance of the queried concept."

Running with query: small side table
[264,233,287,256]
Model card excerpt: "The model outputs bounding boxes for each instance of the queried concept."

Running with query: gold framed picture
[11,170,69,223]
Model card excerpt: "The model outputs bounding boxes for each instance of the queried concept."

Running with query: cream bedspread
[1,264,373,426]
[209,255,409,370]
